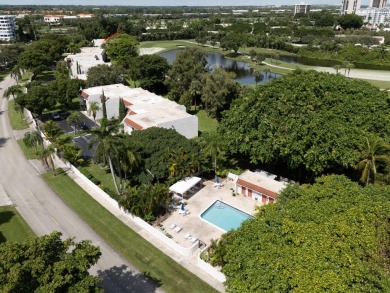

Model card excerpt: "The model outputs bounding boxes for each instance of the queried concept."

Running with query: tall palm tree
[200,132,227,176]
[41,145,57,175]
[189,80,202,111]
[10,67,22,84]
[87,119,122,194]
[23,131,43,155]
[43,120,65,143]
[66,111,83,134]
[88,101,101,124]
[356,136,390,186]
[3,85,22,100]
[333,65,342,74]
[117,139,141,192]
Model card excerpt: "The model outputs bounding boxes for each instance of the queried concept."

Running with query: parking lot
[52,112,98,158]
[73,134,96,158]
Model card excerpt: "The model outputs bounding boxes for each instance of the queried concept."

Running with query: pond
[160,49,280,85]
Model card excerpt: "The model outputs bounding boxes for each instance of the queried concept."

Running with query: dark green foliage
[87,64,124,87]
[338,14,364,30]
[103,33,139,65]
[312,10,336,27]
[165,48,207,103]
[128,54,169,94]
[79,167,101,185]
[214,175,390,292]
[127,127,203,185]
[25,84,56,117]
[220,33,244,53]
[17,38,66,75]
[0,231,101,292]
[219,70,390,178]
[119,98,127,122]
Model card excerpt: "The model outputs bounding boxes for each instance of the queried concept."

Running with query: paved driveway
[73,134,96,158]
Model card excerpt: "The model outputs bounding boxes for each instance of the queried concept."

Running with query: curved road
[0,75,163,293]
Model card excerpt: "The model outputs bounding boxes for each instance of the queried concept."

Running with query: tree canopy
[127,127,204,185]
[212,175,390,292]
[165,48,207,103]
[87,64,124,87]
[338,14,364,30]
[128,54,169,94]
[0,231,101,292]
[103,33,139,65]
[218,70,390,179]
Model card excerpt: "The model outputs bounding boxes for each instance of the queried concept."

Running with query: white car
[51,112,60,120]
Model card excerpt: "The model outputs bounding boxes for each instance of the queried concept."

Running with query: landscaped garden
[42,170,217,293]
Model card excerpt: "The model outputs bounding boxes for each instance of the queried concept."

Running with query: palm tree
[88,101,101,124]
[3,85,22,100]
[117,139,141,192]
[356,136,390,186]
[43,120,65,143]
[189,80,202,112]
[10,67,22,84]
[200,132,227,176]
[87,119,122,194]
[40,145,57,175]
[333,65,342,74]
[23,131,43,155]
[66,111,83,135]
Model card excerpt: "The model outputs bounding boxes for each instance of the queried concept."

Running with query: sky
[2,0,344,6]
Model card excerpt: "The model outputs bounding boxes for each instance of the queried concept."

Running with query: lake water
[160,49,280,85]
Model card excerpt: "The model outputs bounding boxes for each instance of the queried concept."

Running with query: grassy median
[8,100,29,130]
[0,206,35,243]
[42,171,218,293]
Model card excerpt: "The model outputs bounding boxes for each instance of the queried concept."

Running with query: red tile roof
[81,92,89,99]
[124,118,143,130]
[237,178,278,199]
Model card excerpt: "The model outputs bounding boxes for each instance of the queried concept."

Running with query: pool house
[235,170,287,204]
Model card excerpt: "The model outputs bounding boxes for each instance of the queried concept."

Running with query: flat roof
[239,170,286,194]
[169,177,201,195]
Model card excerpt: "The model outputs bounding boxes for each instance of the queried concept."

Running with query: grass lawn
[358,78,390,89]
[17,139,43,160]
[42,171,218,293]
[8,100,29,130]
[195,110,218,133]
[0,206,35,243]
[81,163,118,196]
[20,71,33,83]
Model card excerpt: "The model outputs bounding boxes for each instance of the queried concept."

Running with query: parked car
[78,122,89,130]
[51,112,60,120]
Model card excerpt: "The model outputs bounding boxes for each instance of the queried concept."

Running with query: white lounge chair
[174,226,182,233]
[184,233,191,239]
[190,236,198,243]
[169,224,176,230]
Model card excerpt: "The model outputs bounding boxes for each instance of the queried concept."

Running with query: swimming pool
[201,200,254,232]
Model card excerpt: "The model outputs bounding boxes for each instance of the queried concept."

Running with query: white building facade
[81,84,198,139]
[0,15,16,41]
[369,0,387,8]
[341,0,361,14]
[294,2,311,15]
[357,8,390,25]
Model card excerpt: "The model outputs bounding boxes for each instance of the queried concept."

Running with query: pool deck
[160,178,262,248]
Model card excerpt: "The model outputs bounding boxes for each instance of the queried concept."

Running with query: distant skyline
[2,0,348,6]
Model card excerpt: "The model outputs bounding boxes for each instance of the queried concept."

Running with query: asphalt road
[0,75,163,293]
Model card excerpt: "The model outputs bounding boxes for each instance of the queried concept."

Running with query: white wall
[86,95,120,120]
[157,115,198,139]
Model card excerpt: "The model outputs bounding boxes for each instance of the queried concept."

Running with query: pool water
[201,200,254,231]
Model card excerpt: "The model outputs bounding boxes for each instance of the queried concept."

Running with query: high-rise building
[0,15,16,41]
[294,2,311,15]
[341,0,362,14]
[369,0,387,8]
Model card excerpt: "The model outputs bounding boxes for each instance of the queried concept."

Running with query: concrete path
[0,74,164,293]
[0,184,13,207]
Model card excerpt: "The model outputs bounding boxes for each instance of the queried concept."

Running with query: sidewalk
[23,112,225,292]
[65,169,225,292]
